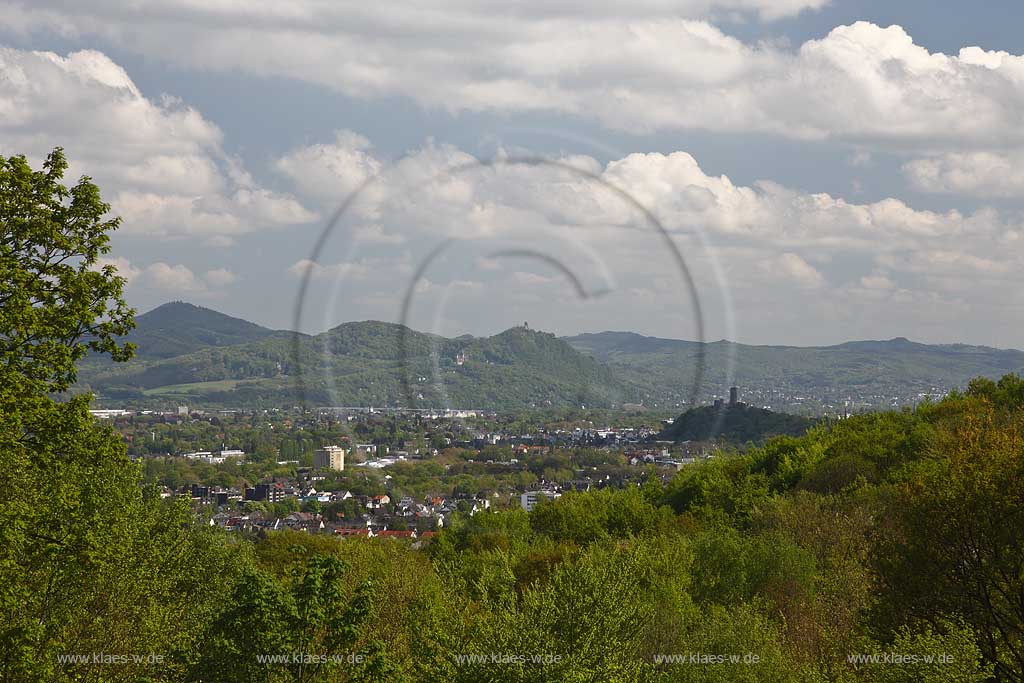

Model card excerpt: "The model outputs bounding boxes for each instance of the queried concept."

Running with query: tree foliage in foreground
[0,148,134,393]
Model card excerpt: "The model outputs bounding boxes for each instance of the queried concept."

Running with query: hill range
[77,302,626,411]
[75,302,1024,413]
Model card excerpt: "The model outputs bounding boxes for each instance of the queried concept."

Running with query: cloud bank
[274,131,1022,344]
[0,46,314,244]
[6,5,1024,150]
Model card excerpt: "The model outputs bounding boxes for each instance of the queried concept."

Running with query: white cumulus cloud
[97,258,240,295]
[6,8,1024,149]
[0,46,316,243]
[274,132,1024,344]
[904,151,1024,199]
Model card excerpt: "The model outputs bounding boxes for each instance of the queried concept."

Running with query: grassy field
[142,379,247,396]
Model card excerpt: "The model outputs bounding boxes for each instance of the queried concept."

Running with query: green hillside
[121,301,274,359]
[661,403,816,443]
[78,317,628,410]
[75,304,1024,411]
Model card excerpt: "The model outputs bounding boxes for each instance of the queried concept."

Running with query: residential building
[520,490,561,512]
[313,445,346,471]
[89,409,132,419]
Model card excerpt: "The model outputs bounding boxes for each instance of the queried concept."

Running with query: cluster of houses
[207,510,437,545]
[181,449,246,465]
[320,406,491,420]
[174,478,495,537]
[449,425,659,451]
[625,444,714,470]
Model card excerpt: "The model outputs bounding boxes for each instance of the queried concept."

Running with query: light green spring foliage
[0,148,135,394]
[856,619,993,683]
[0,150,242,681]
[190,557,390,683]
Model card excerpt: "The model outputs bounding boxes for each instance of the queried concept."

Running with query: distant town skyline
[3,1,1023,347]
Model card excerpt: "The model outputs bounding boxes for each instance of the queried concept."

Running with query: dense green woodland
[660,402,816,443]
[4,150,1024,682]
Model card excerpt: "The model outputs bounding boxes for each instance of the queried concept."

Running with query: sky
[2,1,1023,348]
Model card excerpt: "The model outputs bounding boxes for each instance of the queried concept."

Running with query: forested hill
[77,311,629,409]
[660,403,816,443]
[124,301,275,359]
[77,303,1024,410]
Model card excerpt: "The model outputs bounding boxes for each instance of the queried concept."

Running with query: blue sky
[2,1,1023,347]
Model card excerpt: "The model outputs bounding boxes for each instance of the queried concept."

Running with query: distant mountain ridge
[77,303,1024,411]
[567,331,1024,358]
[563,330,1024,411]
[78,306,628,409]
[125,302,274,359]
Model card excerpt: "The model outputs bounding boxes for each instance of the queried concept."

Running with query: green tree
[0,149,238,682]
[192,556,389,683]
[0,148,134,393]
[426,545,656,682]
[876,399,1024,682]
[663,456,770,524]
[664,603,822,683]
[856,619,992,683]
[964,373,1024,412]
